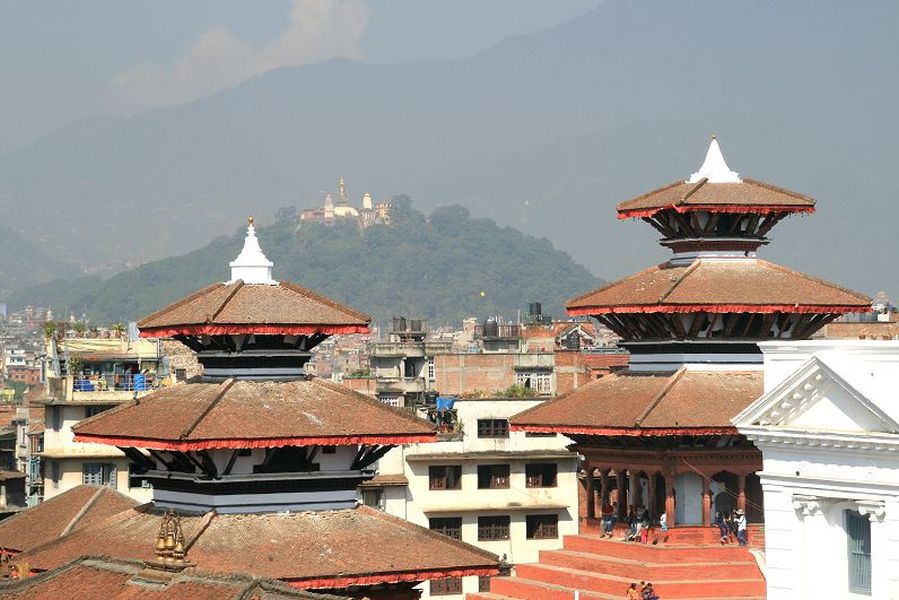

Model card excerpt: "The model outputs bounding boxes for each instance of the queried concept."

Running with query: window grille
[526,514,559,539]
[477,464,510,489]
[429,517,462,540]
[846,510,872,595]
[525,463,558,487]
[430,577,462,596]
[478,515,510,541]
[429,465,462,490]
[477,419,509,438]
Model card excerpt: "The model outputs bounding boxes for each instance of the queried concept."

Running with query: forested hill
[0,224,71,294]
[6,199,602,327]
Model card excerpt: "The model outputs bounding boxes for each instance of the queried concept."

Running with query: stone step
[563,535,756,562]
[539,549,761,580]
[515,563,766,598]
[488,576,614,600]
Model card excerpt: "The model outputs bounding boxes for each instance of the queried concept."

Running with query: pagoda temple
[12,218,497,600]
[511,138,871,530]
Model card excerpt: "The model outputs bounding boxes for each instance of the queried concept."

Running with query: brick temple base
[468,527,766,600]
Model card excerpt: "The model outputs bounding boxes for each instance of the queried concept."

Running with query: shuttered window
[846,510,872,595]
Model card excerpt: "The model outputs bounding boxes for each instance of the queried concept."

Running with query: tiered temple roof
[11,218,498,597]
[73,377,435,450]
[16,504,498,590]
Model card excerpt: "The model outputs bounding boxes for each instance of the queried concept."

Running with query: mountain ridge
[0,0,896,297]
[4,200,602,327]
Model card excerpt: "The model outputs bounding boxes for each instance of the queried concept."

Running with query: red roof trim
[617,204,815,220]
[568,304,868,316]
[288,567,499,590]
[510,424,737,437]
[139,324,369,338]
[72,433,437,450]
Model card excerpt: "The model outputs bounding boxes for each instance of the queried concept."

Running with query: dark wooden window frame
[526,513,559,539]
[478,515,511,541]
[477,464,510,489]
[477,418,509,438]
[429,465,462,490]
[525,462,558,488]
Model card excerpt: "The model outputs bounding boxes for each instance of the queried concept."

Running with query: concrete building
[37,335,162,503]
[734,340,899,599]
[368,317,451,407]
[368,396,579,599]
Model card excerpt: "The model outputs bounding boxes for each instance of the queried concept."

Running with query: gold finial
[711,133,717,140]
[248,215,254,226]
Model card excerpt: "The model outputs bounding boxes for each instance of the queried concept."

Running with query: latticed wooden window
[429,517,462,540]
[526,514,558,539]
[525,463,558,487]
[478,515,510,541]
[430,577,462,596]
[477,464,510,489]
[846,510,872,595]
[429,465,462,490]
[477,418,509,438]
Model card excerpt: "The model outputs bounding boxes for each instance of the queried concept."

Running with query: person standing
[735,509,748,546]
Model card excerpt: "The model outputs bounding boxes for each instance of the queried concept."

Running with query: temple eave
[139,323,369,338]
[510,424,738,437]
[567,304,867,316]
[289,567,500,591]
[73,433,438,450]
[617,204,815,220]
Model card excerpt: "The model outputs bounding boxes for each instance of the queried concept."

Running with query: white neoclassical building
[734,340,899,600]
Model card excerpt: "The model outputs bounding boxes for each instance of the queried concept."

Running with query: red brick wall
[434,354,518,395]
[342,377,379,397]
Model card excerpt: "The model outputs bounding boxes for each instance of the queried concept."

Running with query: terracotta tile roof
[510,369,763,436]
[567,259,871,316]
[359,473,409,487]
[19,505,498,587]
[0,485,138,554]
[72,378,437,450]
[616,178,815,219]
[137,281,370,337]
[0,557,340,599]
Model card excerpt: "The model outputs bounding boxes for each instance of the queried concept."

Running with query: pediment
[733,357,899,434]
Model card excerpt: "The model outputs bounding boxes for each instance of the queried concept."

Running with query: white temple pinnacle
[687,136,742,183]
[228,216,276,285]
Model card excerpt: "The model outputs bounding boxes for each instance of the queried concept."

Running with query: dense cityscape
[1,2,898,600]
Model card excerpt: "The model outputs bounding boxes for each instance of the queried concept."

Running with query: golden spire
[248,215,254,226]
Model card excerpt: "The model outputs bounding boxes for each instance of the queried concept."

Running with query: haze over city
[2,2,899,600]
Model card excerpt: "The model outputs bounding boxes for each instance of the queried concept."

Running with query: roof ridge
[355,505,499,563]
[184,510,217,553]
[616,180,683,211]
[656,259,701,303]
[759,260,871,303]
[741,177,815,204]
[209,279,245,322]
[312,377,436,431]
[137,282,224,328]
[179,378,236,440]
[72,398,141,433]
[279,280,371,324]
[680,177,707,204]
[567,264,663,308]
[635,368,686,427]
[59,486,105,537]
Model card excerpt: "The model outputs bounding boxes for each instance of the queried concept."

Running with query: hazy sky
[0,0,601,152]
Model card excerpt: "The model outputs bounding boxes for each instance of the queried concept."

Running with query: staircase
[468,528,766,600]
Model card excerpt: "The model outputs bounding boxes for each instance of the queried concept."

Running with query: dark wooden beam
[222,449,240,476]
